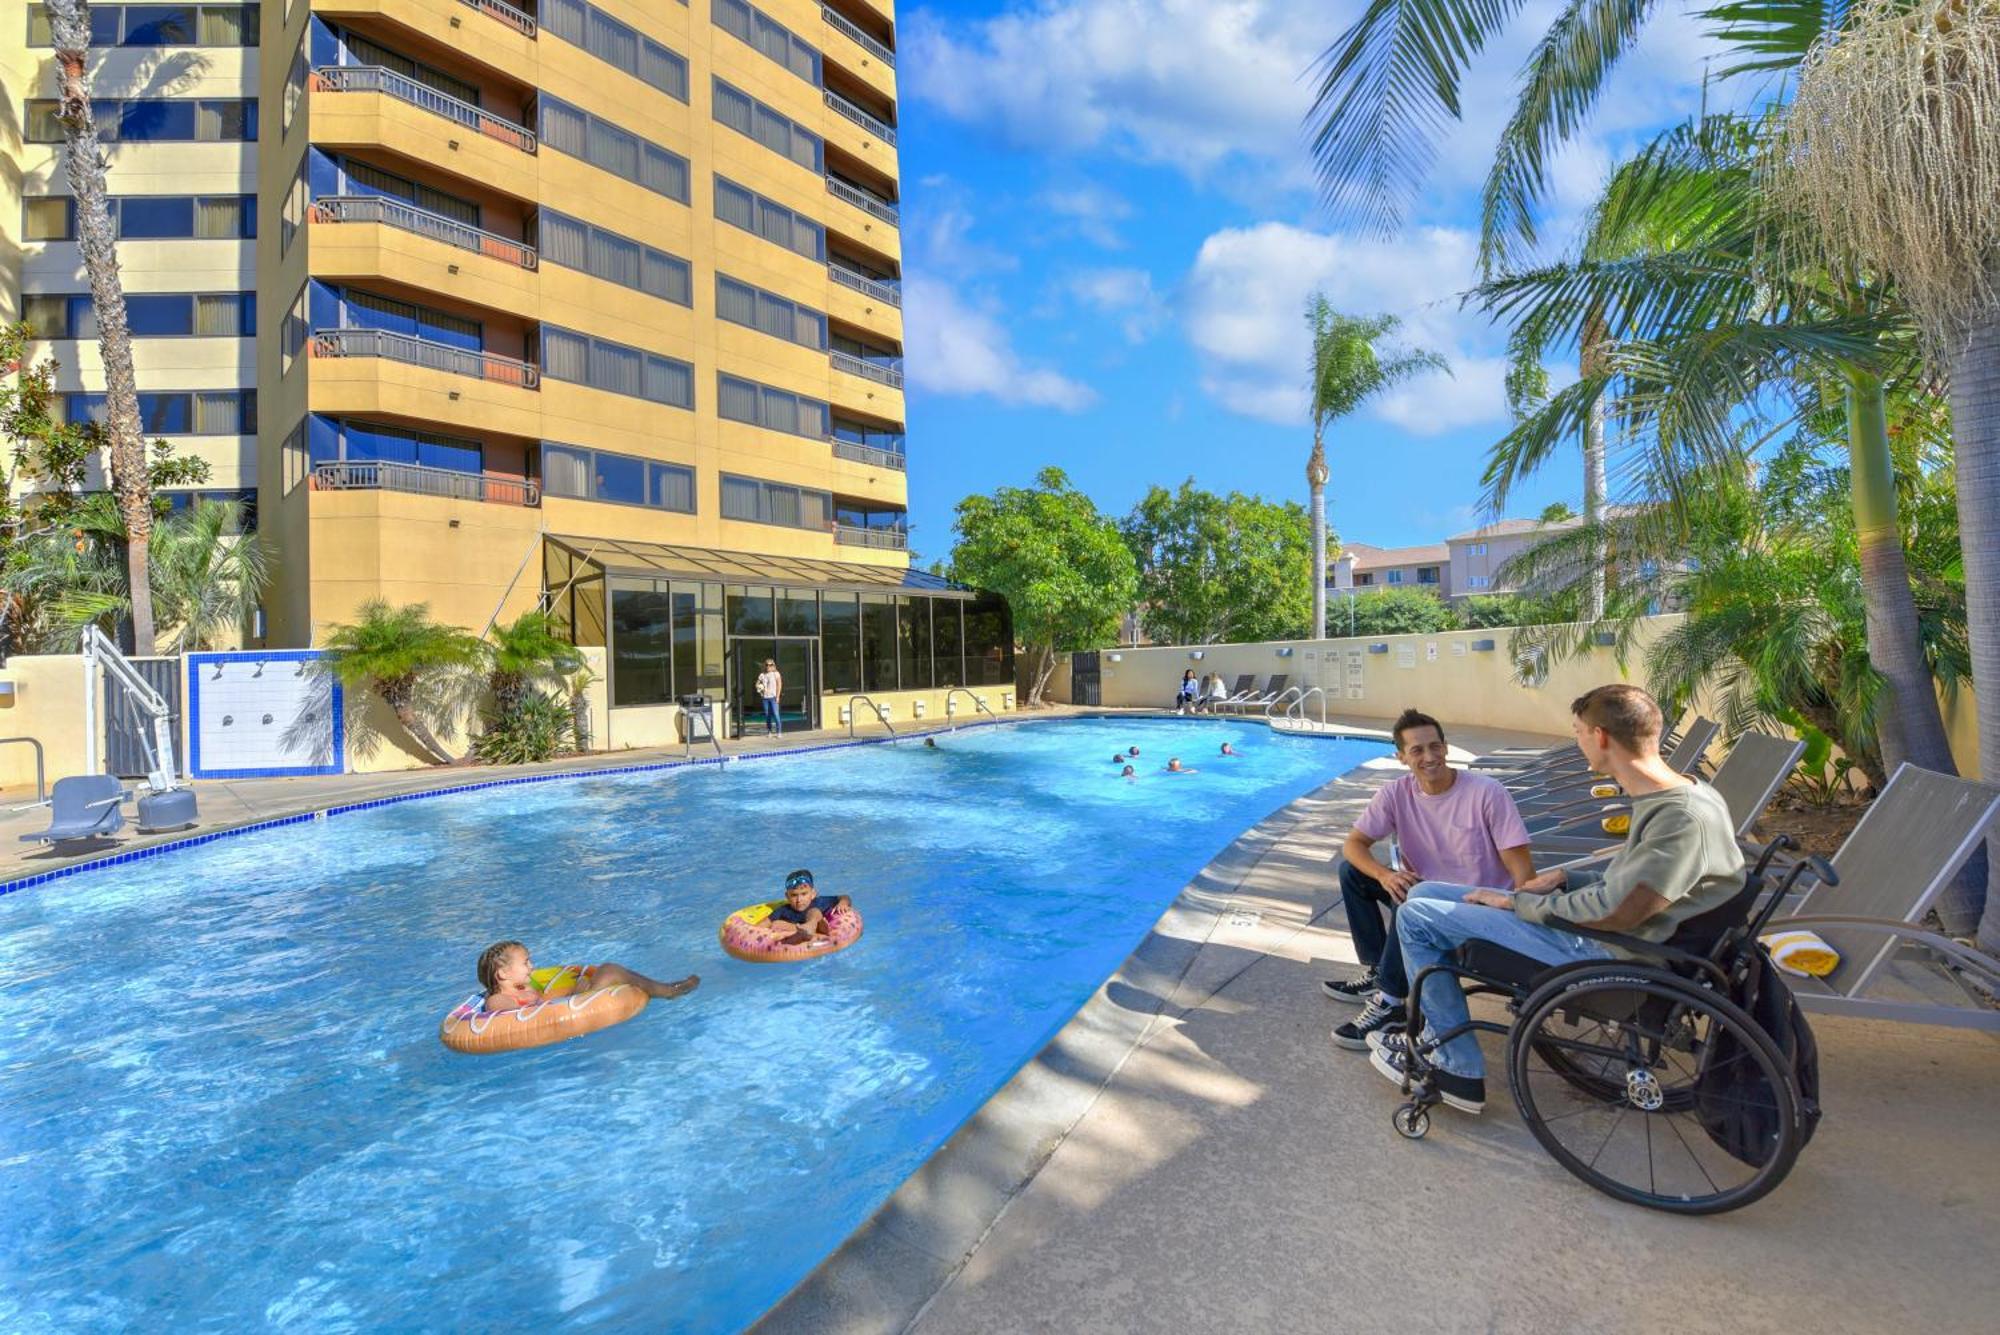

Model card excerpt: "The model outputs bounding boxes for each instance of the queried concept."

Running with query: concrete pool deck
[758,724,2000,1335]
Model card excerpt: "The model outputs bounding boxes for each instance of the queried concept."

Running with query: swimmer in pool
[925,737,939,749]
[768,868,853,947]
[1220,742,1237,757]
[477,941,698,1013]
[1128,746,1141,758]
[1165,757,1198,774]
[1121,764,1138,780]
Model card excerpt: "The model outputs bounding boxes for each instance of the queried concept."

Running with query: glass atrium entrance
[729,637,818,734]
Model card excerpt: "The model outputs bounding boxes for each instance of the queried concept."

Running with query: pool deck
[758,724,2000,1335]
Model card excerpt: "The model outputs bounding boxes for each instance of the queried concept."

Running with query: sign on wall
[188,650,344,778]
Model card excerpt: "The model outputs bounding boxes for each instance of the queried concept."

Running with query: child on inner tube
[770,869,851,946]
[476,942,698,1013]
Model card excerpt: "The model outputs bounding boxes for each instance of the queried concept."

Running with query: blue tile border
[0,718,1030,901]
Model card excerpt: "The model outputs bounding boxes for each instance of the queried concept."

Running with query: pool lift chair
[84,625,198,833]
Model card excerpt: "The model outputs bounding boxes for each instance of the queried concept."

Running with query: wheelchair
[1386,837,1835,1214]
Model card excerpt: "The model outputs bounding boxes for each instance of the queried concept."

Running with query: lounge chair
[1208,674,1258,714]
[18,774,129,848]
[1759,763,2000,1031]
[1506,717,1720,806]
[1526,730,1804,860]
[1223,673,1288,715]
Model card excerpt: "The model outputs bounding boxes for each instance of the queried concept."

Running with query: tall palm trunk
[49,1,157,654]
[1949,321,2000,952]
[1581,310,1608,620]
[381,679,458,765]
[1308,431,1329,640]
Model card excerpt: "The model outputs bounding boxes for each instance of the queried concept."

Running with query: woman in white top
[1201,673,1232,712]
[755,660,782,735]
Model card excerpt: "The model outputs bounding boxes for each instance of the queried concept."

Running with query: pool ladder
[944,688,998,730]
[846,694,898,741]
[1266,686,1330,729]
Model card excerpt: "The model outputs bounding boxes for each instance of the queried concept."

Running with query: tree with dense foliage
[1537,501,1577,524]
[47,1,165,653]
[1121,481,1316,645]
[1340,586,1461,636]
[482,611,582,717]
[947,468,1137,706]
[321,601,483,765]
[1456,593,1557,630]
[1306,300,1444,638]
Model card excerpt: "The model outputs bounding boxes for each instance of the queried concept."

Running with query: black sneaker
[1369,1044,1486,1114]
[1319,968,1379,1004]
[1330,995,1404,1050]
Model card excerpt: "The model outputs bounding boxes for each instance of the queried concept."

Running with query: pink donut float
[720,902,864,963]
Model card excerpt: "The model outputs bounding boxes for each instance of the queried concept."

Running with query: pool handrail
[1287,687,1330,728]
[846,694,898,741]
[1263,685,1306,720]
[944,687,998,729]
[0,736,47,802]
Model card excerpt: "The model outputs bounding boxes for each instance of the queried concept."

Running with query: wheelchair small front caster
[1393,1103,1430,1139]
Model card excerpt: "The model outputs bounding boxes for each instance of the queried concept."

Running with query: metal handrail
[460,0,538,37]
[311,328,542,389]
[1288,686,1330,728]
[845,693,897,740]
[825,175,899,224]
[0,736,47,802]
[944,688,997,731]
[834,522,908,550]
[1264,685,1306,720]
[822,5,895,66]
[312,460,541,506]
[829,262,902,305]
[311,195,539,269]
[830,438,907,471]
[831,349,903,388]
[313,65,538,154]
[824,89,898,145]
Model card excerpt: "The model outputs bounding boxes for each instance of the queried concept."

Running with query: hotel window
[24,292,253,339]
[283,39,307,138]
[25,98,257,143]
[534,210,692,306]
[1466,575,1491,589]
[28,5,260,47]
[711,0,819,85]
[340,159,480,228]
[542,0,689,102]
[719,474,831,531]
[537,95,690,203]
[66,389,256,435]
[1355,572,1374,586]
[338,32,481,106]
[328,420,483,473]
[540,443,694,512]
[1468,542,1488,556]
[831,418,905,455]
[713,176,823,261]
[1386,569,1404,584]
[716,374,829,439]
[711,79,822,173]
[1417,566,1440,585]
[539,327,694,410]
[25,194,255,241]
[715,276,826,350]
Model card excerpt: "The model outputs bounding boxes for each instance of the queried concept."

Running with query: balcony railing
[460,0,537,38]
[831,349,903,388]
[313,65,538,155]
[822,6,894,67]
[831,438,907,470]
[313,459,541,506]
[835,522,908,550]
[310,195,539,270]
[824,89,897,146]
[825,175,899,226]
[829,263,902,307]
[311,327,542,389]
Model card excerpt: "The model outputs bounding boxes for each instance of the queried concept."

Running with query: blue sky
[892,0,1727,561]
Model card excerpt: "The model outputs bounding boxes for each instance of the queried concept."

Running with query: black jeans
[1339,859,1408,1001]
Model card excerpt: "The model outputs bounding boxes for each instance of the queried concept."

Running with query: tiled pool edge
[751,756,1395,1335]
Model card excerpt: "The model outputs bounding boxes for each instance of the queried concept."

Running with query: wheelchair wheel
[1392,1103,1430,1139]
[1508,965,1800,1215]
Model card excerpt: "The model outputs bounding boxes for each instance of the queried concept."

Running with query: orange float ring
[720,902,864,963]
[438,964,649,1055]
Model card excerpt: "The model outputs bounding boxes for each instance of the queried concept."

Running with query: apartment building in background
[1330,517,1591,604]
[4,0,1012,738]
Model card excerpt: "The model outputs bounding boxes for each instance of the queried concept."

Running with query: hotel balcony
[312,327,541,389]
[831,349,903,390]
[830,438,906,471]
[820,4,897,104]
[826,174,898,228]
[456,0,538,39]
[834,521,908,551]
[311,195,537,270]
[312,458,541,505]
[311,65,540,201]
[822,85,897,177]
[307,195,542,315]
[829,262,900,308]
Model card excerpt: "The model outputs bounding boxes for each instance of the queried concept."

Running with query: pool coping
[751,749,1398,1334]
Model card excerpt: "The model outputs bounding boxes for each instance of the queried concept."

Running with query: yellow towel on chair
[1760,930,1841,978]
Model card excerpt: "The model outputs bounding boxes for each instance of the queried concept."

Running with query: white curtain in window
[538,211,590,269]
[799,490,830,531]
[540,97,589,158]
[719,374,758,423]
[193,391,244,435]
[760,386,798,435]
[717,277,756,328]
[653,464,694,512]
[644,356,692,408]
[541,444,591,498]
[722,476,761,521]
[194,294,242,336]
[541,327,591,383]
[194,196,242,238]
[594,340,642,397]
[715,178,754,230]
[201,6,252,46]
[769,485,801,528]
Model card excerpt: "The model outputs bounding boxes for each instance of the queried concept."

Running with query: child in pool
[476,941,698,1013]
[1220,742,1237,757]
[769,868,852,946]
[1128,746,1141,758]
[1120,764,1138,780]
[1165,757,1198,774]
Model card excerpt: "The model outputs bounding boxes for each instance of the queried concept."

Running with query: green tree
[1121,481,1317,644]
[1341,586,1461,636]
[947,467,1138,706]
[321,601,483,765]
[1307,300,1444,638]
[1538,501,1577,524]
[482,610,582,717]
[1457,593,1556,629]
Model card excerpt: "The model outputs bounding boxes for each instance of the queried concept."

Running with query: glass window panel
[757,199,790,247]
[611,586,674,707]
[645,250,692,305]
[193,196,246,238]
[124,7,197,45]
[822,593,859,692]
[777,591,818,636]
[194,293,246,336]
[670,585,699,701]
[119,96,195,138]
[543,0,585,44]
[651,464,695,513]
[541,442,591,497]
[589,228,641,288]
[639,41,687,101]
[714,80,752,135]
[588,9,638,72]
[537,210,589,269]
[192,391,246,434]
[715,177,754,229]
[728,587,774,636]
[541,327,591,382]
[594,119,640,179]
[23,294,69,339]
[714,0,751,41]
[641,145,689,202]
[861,595,897,692]
[416,433,481,473]
[934,600,964,687]
[592,339,641,396]
[898,596,931,690]
[718,374,758,424]
[25,198,73,241]
[539,97,589,157]
[798,489,829,530]
[200,6,253,45]
[767,484,800,528]
[25,101,62,142]
[760,386,797,436]
[126,294,192,336]
[717,276,755,327]
[721,475,760,521]
[138,392,193,434]
[793,214,823,260]
[594,451,645,503]
[28,7,54,46]
[121,196,195,237]
[644,356,693,408]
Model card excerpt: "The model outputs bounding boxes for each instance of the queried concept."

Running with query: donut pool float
[439,965,648,1055]
[720,903,864,963]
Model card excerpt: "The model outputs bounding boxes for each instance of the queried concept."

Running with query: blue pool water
[0,719,1383,1331]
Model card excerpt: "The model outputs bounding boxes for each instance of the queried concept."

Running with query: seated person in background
[1199,673,1233,712]
[1175,670,1200,714]
[1371,684,1748,1116]
[1322,708,1533,1052]
[769,868,852,946]
[478,941,697,1013]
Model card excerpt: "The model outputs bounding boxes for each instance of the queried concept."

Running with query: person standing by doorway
[756,659,783,736]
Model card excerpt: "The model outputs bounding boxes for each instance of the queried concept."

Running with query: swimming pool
[0,719,1384,1331]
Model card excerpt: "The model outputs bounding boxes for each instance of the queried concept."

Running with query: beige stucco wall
[0,655,95,795]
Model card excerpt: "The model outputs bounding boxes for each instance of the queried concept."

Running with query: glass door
[729,637,818,736]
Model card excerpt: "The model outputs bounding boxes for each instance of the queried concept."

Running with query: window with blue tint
[124,294,194,336]
[338,419,483,472]
[113,197,195,238]
[593,452,646,504]
[28,98,257,143]
[137,393,192,433]
[338,288,481,351]
[122,6,197,44]
[538,442,695,512]
[118,99,196,140]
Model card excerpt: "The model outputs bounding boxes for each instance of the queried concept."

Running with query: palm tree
[46,0,161,653]
[1773,0,2000,948]
[321,601,482,766]
[482,611,582,717]
[1306,301,1444,638]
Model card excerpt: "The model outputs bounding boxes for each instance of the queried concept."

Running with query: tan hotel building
[3,0,1012,740]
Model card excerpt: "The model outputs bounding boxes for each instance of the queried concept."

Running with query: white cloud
[1040,182,1135,249]
[1180,222,1507,432]
[1067,267,1167,343]
[904,275,1097,412]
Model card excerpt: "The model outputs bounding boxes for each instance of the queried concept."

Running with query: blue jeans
[1339,868,1467,1002]
[762,697,780,734]
[1396,885,1613,1079]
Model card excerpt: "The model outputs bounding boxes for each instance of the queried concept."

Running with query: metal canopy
[544,534,974,599]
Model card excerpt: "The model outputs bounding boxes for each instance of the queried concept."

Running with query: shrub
[472,689,575,765]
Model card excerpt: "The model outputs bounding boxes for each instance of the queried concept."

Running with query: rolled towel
[1600,812,1630,836]
[1590,782,1620,798]
[1761,929,1842,978]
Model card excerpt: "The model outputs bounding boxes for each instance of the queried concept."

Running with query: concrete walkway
[761,731,2000,1335]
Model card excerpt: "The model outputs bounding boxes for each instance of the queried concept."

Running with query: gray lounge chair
[19,775,129,848]
[1508,717,1721,807]
[1209,674,1258,713]
[1527,730,1804,860]
[1759,763,2000,1031]
[1224,673,1288,715]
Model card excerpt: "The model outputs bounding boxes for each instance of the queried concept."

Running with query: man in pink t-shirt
[1322,708,1534,1051]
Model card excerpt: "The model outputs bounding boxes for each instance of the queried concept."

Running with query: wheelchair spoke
[1661,1108,1724,1197]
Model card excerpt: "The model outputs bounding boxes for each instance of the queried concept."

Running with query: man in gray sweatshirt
[1368,683,1746,1114]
